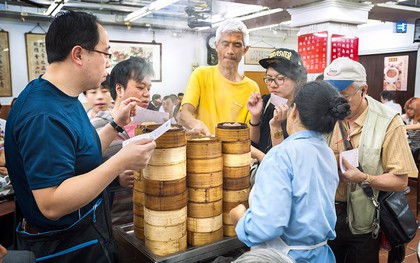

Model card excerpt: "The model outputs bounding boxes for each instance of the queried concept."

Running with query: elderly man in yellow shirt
[178,19,259,135]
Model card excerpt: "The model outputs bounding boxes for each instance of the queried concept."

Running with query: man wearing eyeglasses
[325,57,417,263]
[5,11,156,262]
[178,19,259,135]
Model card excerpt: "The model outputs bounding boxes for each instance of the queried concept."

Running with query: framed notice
[383,55,408,91]
[0,31,12,96]
[110,41,162,82]
[297,31,327,74]
[244,47,275,65]
[25,33,48,81]
[330,34,359,62]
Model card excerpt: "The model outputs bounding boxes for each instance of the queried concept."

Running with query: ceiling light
[125,0,181,23]
[210,8,283,29]
[44,0,68,16]
[248,24,279,32]
[237,8,283,22]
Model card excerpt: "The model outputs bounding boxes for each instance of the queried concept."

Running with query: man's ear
[116,83,124,97]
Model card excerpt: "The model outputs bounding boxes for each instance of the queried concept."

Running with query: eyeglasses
[341,87,362,102]
[263,76,288,86]
[87,49,112,60]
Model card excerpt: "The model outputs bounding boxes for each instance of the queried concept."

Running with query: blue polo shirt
[5,76,102,230]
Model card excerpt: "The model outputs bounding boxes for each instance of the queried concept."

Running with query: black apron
[15,195,118,263]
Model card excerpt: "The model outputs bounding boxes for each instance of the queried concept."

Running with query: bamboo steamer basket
[144,221,187,241]
[133,172,144,192]
[223,152,251,167]
[144,206,187,226]
[188,200,223,218]
[187,171,223,188]
[223,224,237,237]
[134,225,144,240]
[215,122,250,142]
[145,234,187,256]
[223,176,250,190]
[148,147,186,165]
[143,177,187,196]
[142,124,186,149]
[187,156,223,173]
[133,188,144,205]
[223,165,250,179]
[143,162,186,181]
[186,137,222,159]
[133,203,144,239]
[187,228,224,246]
[133,203,144,217]
[222,140,251,154]
[144,190,188,211]
[134,214,144,227]
[188,185,223,203]
[187,214,223,232]
[223,188,250,202]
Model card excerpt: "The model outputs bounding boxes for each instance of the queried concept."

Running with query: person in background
[84,75,113,119]
[230,81,351,262]
[0,103,6,137]
[401,97,420,125]
[5,11,156,262]
[178,18,259,135]
[147,94,161,111]
[380,90,402,114]
[161,95,177,124]
[324,57,417,263]
[91,56,154,225]
[247,48,307,165]
[173,92,184,121]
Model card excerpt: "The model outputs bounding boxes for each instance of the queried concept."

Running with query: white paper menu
[339,148,359,172]
[122,120,171,147]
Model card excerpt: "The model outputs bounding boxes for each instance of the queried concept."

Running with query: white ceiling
[0,0,419,33]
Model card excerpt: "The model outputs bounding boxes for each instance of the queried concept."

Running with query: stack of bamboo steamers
[215,122,251,236]
[132,122,251,257]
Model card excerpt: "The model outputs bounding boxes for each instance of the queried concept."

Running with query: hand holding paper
[270,93,288,106]
[339,148,359,173]
[123,120,171,147]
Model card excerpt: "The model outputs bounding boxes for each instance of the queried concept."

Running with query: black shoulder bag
[338,121,418,247]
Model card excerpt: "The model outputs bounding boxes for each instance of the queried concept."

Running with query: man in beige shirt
[325,57,417,263]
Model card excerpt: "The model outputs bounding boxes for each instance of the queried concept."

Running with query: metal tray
[113,223,246,263]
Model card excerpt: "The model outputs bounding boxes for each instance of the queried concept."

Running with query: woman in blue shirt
[231,81,351,262]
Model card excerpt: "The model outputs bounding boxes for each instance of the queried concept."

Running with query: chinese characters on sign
[298,31,327,74]
[383,55,408,91]
[25,33,49,81]
[0,31,12,96]
[330,34,359,62]
[244,47,275,65]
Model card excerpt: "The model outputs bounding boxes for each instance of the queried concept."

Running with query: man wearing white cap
[324,57,417,263]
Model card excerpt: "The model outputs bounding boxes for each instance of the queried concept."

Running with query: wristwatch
[272,129,283,139]
[110,120,124,133]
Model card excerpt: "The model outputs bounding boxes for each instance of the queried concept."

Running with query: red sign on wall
[298,31,328,74]
[330,34,359,62]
